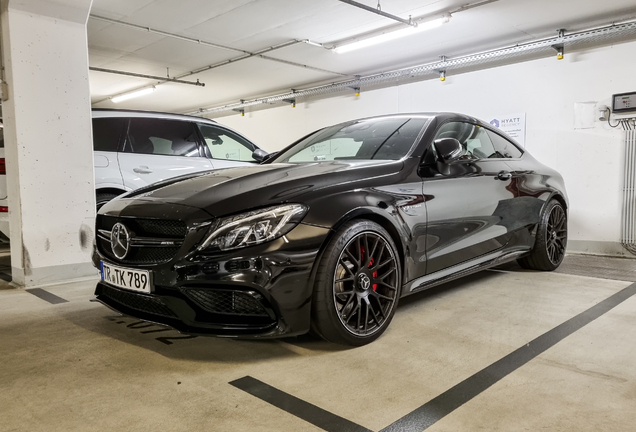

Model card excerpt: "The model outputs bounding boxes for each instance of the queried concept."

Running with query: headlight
[198,204,308,252]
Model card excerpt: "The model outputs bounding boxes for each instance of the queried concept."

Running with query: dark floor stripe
[26,288,69,304]
[380,282,636,432]
[230,376,372,432]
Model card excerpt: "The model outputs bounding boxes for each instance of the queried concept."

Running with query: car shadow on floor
[60,268,521,360]
[60,303,350,363]
[59,263,537,361]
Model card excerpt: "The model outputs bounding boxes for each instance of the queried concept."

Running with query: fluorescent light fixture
[333,15,450,54]
[111,86,156,103]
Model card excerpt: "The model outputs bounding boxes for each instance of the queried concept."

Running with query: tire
[517,199,567,271]
[311,220,402,346]
[96,193,119,212]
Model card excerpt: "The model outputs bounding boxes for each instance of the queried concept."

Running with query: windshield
[271,117,428,163]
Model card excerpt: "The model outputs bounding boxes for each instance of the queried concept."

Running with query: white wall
[220,40,636,257]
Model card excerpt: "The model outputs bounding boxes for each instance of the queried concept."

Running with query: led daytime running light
[198,204,307,251]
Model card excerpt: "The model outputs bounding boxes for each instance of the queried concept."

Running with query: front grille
[136,219,187,237]
[97,215,187,238]
[101,285,176,318]
[183,289,269,317]
[98,236,180,265]
[96,215,186,265]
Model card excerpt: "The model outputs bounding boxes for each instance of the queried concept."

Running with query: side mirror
[252,148,269,162]
[434,138,464,163]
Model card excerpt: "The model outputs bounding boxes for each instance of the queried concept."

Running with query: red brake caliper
[361,246,378,291]
[369,257,377,291]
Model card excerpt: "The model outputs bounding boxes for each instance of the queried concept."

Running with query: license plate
[100,262,151,293]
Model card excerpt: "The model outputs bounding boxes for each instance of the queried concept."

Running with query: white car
[0,109,263,238]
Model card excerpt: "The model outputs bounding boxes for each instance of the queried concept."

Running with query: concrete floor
[1,256,635,432]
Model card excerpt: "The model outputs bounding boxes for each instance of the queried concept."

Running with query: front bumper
[93,222,331,338]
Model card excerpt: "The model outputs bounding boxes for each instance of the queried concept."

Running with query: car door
[422,120,519,275]
[485,128,544,244]
[196,123,258,169]
[118,117,213,190]
[92,117,127,191]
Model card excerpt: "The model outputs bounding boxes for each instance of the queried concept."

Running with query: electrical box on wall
[612,92,636,113]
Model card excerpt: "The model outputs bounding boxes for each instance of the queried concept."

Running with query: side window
[434,121,497,159]
[373,118,427,160]
[92,118,126,152]
[198,124,256,162]
[486,130,523,159]
[125,118,199,157]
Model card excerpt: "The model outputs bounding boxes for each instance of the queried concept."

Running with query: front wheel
[518,199,567,271]
[96,193,119,212]
[311,220,401,346]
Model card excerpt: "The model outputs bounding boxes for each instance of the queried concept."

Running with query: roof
[91,108,217,124]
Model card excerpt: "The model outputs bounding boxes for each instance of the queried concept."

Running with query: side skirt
[402,247,530,297]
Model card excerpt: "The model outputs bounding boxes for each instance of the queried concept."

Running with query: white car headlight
[198,204,308,252]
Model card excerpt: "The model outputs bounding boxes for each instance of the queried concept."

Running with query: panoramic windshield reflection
[272,117,429,163]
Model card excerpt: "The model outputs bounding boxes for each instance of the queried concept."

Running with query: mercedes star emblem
[110,223,131,259]
[358,273,371,290]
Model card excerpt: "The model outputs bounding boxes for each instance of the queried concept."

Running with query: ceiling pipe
[337,0,417,27]
[90,16,348,104]
[91,40,346,105]
[89,67,205,86]
[89,15,343,76]
[90,1,501,104]
[174,40,348,79]
[174,40,303,78]
[90,15,248,54]
[449,0,501,14]
[185,19,636,116]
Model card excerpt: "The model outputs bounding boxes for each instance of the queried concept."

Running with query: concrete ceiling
[88,0,636,115]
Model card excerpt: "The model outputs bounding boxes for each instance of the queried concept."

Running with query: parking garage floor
[2,255,635,432]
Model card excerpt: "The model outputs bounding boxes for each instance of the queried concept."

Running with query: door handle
[496,170,512,181]
[133,166,153,174]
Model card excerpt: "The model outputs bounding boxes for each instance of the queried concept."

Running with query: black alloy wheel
[518,199,567,271]
[311,220,401,346]
[334,232,398,336]
[546,204,567,265]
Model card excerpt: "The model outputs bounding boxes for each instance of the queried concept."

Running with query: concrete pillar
[1,0,96,287]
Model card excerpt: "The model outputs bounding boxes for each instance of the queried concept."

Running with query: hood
[123,160,403,217]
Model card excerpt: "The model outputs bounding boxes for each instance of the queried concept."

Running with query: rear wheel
[518,199,567,271]
[311,220,401,346]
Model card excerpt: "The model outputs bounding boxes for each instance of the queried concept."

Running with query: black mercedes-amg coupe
[92,113,568,345]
